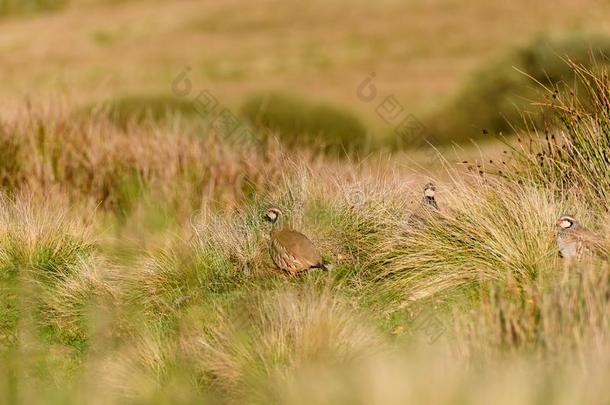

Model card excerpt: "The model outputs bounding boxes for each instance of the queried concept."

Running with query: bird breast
[557,235,578,258]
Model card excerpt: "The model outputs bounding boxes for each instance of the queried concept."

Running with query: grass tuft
[505,62,610,212]
[372,177,562,306]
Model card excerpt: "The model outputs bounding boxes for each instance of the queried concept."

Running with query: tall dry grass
[455,263,610,360]
[0,104,292,217]
[2,67,610,403]
[371,177,562,303]
[0,192,113,349]
[504,63,610,212]
[2,158,610,404]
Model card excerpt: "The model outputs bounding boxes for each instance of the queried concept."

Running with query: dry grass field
[3,0,610,122]
[2,0,610,404]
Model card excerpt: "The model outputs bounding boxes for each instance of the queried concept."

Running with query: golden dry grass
[2,0,610,128]
[2,2,610,403]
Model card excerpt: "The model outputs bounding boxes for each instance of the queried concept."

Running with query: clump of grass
[251,339,610,405]
[182,287,382,401]
[97,287,381,402]
[119,172,335,329]
[505,63,610,212]
[96,325,197,402]
[425,32,610,144]
[0,194,112,347]
[455,263,610,360]
[241,91,369,155]
[0,135,23,191]
[121,216,272,329]
[0,104,290,217]
[117,168,412,335]
[372,177,562,307]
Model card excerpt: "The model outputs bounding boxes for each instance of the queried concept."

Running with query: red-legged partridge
[556,214,605,261]
[408,182,440,227]
[264,207,327,275]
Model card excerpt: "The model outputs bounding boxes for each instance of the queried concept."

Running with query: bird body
[408,183,439,227]
[556,215,605,261]
[264,207,326,275]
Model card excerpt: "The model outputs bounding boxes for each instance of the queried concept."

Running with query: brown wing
[273,229,323,271]
[574,228,608,257]
[408,203,438,228]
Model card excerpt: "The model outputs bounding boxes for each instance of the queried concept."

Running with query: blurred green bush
[0,0,65,15]
[240,91,369,155]
[87,94,203,129]
[424,32,610,144]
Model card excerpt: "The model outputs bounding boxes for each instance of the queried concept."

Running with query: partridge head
[423,182,439,211]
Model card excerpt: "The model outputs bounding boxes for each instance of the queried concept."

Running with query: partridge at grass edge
[408,182,440,227]
[264,206,328,275]
[556,214,606,261]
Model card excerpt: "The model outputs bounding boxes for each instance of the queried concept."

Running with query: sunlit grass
[1,68,610,403]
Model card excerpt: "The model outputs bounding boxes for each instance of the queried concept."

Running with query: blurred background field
[2,0,610,148]
[3,0,610,404]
